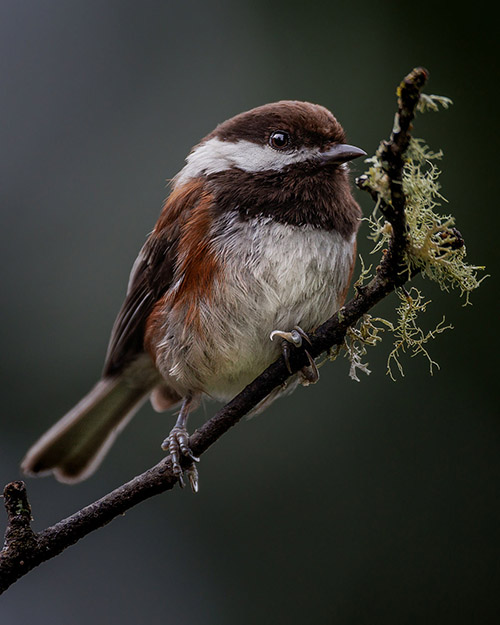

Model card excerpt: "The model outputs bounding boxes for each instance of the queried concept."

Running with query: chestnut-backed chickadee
[22,100,365,490]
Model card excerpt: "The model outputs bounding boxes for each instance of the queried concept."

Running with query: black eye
[269,130,290,150]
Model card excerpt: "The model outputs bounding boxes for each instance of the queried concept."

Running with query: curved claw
[299,350,320,386]
[281,340,293,374]
[186,464,199,493]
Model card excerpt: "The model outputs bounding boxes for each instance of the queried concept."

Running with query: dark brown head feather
[207,100,346,150]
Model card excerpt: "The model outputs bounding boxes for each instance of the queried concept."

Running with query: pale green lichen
[336,289,453,382]
[416,93,453,113]
[326,314,388,382]
[351,92,485,379]
[384,287,452,380]
[365,108,485,300]
[353,254,373,293]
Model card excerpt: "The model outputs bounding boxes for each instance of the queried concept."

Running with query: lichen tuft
[385,287,452,380]
[352,91,485,378]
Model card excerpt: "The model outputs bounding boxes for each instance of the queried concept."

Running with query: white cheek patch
[174,137,320,186]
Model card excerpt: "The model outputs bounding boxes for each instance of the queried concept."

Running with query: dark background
[1,1,498,623]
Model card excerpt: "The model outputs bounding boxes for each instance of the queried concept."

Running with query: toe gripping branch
[270,326,319,385]
[161,396,200,492]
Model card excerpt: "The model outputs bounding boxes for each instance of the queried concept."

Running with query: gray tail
[21,376,153,483]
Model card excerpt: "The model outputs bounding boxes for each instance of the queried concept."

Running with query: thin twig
[0,67,430,594]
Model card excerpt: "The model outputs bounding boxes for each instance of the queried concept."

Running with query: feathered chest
[149,213,355,398]
[211,214,355,326]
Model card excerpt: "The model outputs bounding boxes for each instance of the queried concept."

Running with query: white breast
[157,215,355,401]
[214,214,354,328]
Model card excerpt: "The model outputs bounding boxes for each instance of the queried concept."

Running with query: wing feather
[103,179,204,376]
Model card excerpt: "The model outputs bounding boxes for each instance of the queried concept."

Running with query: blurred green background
[1,1,498,623]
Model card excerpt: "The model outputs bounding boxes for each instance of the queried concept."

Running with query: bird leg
[161,395,200,491]
[270,325,319,385]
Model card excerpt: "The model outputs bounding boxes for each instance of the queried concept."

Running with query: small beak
[319,143,367,165]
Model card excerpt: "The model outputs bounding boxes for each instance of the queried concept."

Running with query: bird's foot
[270,325,319,386]
[161,426,200,491]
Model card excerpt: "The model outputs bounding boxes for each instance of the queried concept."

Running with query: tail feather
[22,376,153,483]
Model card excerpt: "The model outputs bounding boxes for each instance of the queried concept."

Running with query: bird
[21,100,365,490]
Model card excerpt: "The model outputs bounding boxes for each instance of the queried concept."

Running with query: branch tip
[3,481,33,527]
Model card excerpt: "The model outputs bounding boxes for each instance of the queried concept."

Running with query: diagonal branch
[1,67,435,594]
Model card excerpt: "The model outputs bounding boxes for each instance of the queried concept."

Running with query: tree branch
[1,67,440,594]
